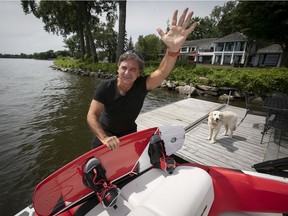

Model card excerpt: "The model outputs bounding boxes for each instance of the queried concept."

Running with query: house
[212,32,255,66]
[180,32,282,67]
[252,44,283,67]
[180,38,217,64]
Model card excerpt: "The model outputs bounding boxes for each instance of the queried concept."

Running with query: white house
[180,32,282,67]
[180,38,216,64]
[212,32,251,65]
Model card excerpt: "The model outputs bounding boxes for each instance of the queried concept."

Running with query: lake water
[0,58,246,215]
[0,58,190,215]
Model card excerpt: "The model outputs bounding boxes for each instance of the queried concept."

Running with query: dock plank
[137,98,224,130]
[136,98,288,171]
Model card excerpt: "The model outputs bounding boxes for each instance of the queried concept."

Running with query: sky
[0,0,228,55]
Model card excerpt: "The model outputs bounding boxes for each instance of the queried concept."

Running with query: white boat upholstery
[85,195,132,216]
[126,166,214,216]
[85,166,214,216]
[120,167,169,206]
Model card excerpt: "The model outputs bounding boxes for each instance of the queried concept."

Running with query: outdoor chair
[261,111,288,144]
[238,92,268,126]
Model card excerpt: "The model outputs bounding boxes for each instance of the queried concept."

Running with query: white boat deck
[136,98,288,171]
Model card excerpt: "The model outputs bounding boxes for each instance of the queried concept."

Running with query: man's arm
[146,8,197,91]
[87,100,120,150]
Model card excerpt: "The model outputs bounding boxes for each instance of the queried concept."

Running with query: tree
[76,2,86,62]
[135,34,162,61]
[187,16,217,40]
[79,1,98,62]
[21,0,117,62]
[211,1,238,37]
[232,1,288,67]
[127,37,134,50]
[64,35,81,59]
[116,0,127,62]
[186,1,237,40]
[94,21,118,63]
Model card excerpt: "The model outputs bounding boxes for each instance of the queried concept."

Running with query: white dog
[208,111,237,144]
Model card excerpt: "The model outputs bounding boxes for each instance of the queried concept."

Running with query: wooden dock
[136,98,288,171]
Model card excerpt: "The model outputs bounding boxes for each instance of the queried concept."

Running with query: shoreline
[50,64,245,104]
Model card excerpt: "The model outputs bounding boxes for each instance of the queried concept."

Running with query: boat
[15,126,288,216]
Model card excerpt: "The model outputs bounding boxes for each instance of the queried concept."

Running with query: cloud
[0,1,64,54]
[125,1,227,43]
[0,1,228,54]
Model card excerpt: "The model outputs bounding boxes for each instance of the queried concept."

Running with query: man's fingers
[182,11,194,29]
[156,28,165,38]
[104,136,120,150]
[187,22,198,34]
[171,9,178,26]
[177,8,189,26]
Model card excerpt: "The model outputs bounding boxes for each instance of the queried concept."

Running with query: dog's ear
[219,113,223,120]
[209,111,213,120]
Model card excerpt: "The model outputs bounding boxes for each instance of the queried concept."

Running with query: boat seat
[120,167,169,206]
[84,166,214,216]
[125,166,214,216]
[126,205,157,216]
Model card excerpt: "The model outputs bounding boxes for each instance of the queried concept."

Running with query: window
[215,43,224,51]
[190,46,196,52]
[233,55,242,63]
[224,42,234,51]
[214,55,222,64]
[234,42,245,51]
[180,47,189,53]
[259,54,279,67]
[223,55,232,64]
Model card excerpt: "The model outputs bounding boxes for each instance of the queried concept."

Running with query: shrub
[53,57,288,94]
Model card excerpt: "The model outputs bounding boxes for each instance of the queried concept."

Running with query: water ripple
[0,59,185,216]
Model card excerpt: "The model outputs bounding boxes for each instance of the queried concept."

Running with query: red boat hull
[41,163,288,216]
[209,166,288,215]
[20,126,288,216]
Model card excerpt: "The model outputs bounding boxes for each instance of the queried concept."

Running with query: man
[87,8,197,150]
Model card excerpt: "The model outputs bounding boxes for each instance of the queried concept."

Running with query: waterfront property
[136,98,288,171]
[180,32,283,67]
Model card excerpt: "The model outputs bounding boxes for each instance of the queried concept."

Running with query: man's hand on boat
[102,136,120,151]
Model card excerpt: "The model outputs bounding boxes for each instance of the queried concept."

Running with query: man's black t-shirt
[93,76,148,137]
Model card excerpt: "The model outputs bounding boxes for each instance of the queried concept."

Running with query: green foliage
[22,0,117,63]
[135,34,162,61]
[176,59,196,68]
[54,57,288,95]
[54,57,117,74]
[225,1,288,66]
[93,21,118,63]
[145,61,161,68]
[232,1,288,44]
[143,66,157,76]
[205,67,288,94]
[167,66,288,94]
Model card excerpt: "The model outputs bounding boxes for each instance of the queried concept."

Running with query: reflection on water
[0,59,97,215]
[143,88,187,113]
